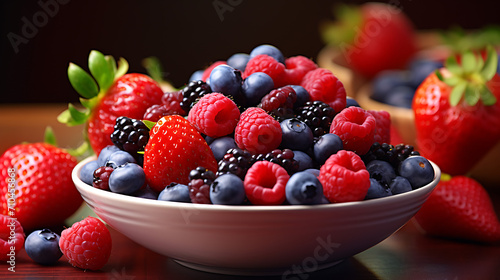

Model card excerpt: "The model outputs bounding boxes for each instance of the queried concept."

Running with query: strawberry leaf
[480,45,498,81]
[449,81,466,106]
[58,104,89,126]
[461,50,477,73]
[115,57,129,79]
[105,55,117,79]
[44,126,58,146]
[142,56,165,83]
[79,96,99,110]
[444,56,462,76]
[464,84,480,106]
[89,50,114,92]
[68,63,99,99]
[142,120,156,130]
[480,86,497,106]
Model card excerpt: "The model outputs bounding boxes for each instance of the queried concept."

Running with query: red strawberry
[413,47,500,175]
[321,2,417,78]
[143,115,218,193]
[59,50,164,155]
[414,175,500,244]
[0,143,81,230]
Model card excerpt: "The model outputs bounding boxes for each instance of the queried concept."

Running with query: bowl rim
[73,155,441,213]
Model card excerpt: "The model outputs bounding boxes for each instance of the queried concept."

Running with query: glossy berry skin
[243,54,286,88]
[242,72,274,106]
[0,214,24,261]
[208,65,243,100]
[295,100,336,138]
[210,174,246,205]
[301,68,347,113]
[0,143,80,230]
[280,118,314,152]
[216,148,253,179]
[189,179,212,204]
[79,160,99,185]
[249,44,285,64]
[285,171,324,205]
[244,161,289,205]
[189,70,204,82]
[110,116,149,162]
[290,85,310,109]
[293,150,313,171]
[25,229,62,265]
[108,163,145,194]
[234,108,282,155]
[366,160,396,187]
[398,156,434,189]
[330,107,376,155]
[179,80,212,114]
[105,150,136,169]
[201,61,226,82]
[143,104,173,122]
[92,166,114,191]
[345,97,360,108]
[389,176,412,195]
[158,183,191,203]
[227,53,250,72]
[209,136,237,162]
[364,178,391,200]
[161,91,185,116]
[313,133,343,165]
[59,217,112,271]
[96,145,120,167]
[88,73,164,154]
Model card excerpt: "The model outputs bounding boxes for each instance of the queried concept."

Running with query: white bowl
[72,156,440,275]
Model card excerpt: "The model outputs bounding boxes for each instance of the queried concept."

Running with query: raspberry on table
[234,107,282,155]
[110,116,150,161]
[187,93,240,138]
[243,54,287,88]
[179,80,212,114]
[319,150,371,203]
[59,216,112,271]
[367,110,391,144]
[301,68,346,113]
[0,214,24,261]
[93,166,114,191]
[244,161,290,205]
[284,55,317,85]
[330,107,376,155]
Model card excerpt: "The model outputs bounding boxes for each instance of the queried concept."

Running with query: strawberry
[414,175,500,244]
[413,46,500,175]
[59,50,164,155]
[0,142,81,230]
[143,115,218,193]
[321,2,417,78]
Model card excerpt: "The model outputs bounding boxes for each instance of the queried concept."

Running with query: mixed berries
[77,44,436,206]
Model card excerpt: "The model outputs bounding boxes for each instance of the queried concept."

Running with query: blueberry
[79,160,99,185]
[390,176,413,195]
[366,160,396,187]
[384,85,415,108]
[158,183,191,203]
[209,64,243,100]
[106,150,136,168]
[108,163,145,194]
[189,70,204,82]
[408,59,443,88]
[242,72,274,106]
[210,174,245,205]
[249,44,285,64]
[25,229,63,265]
[280,118,314,152]
[371,70,410,103]
[285,171,324,205]
[209,136,237,161]
[132,185,159,200]
[313,133,343,165]
[398,156,435,189]
[293,150,313,171]
[227,53,250,72]
[290,85,310,108]
[97,145,121,166]
[304,168,320,177]
[346,96,361,108]
[365,178,392,200]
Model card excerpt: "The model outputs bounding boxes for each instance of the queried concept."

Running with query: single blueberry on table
[398,156,435,189]
[158,183,191,203]
[210,173,245,205]
[285,171,324,205]
[108,162,145,194]
[365,178,392,200]
[25,229,63,265]
[280,118,314,152]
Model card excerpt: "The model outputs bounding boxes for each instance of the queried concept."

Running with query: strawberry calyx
[436,45,498,107]
[320,4,362,46]
[58,50,129,127]
[440,26,500,54]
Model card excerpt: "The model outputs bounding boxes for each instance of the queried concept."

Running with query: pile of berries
[79,44,436,206]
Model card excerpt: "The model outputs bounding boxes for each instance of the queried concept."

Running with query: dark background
[1,0,498,104]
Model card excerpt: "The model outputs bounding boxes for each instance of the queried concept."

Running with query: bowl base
[173,259,344,276]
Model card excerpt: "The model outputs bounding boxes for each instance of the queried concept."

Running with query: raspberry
[319,150,370,203]
[234,107,282,155]
[187,93,240,138]
[295,100,336,138]
[301,68,346,113]
[59,217,112,271]
[216,148,253,179]
[367,110,391,144]
[93,166,114,191]
[0,214,24,261]
[330,107,376,155]
[188,179,212,204]
[161,91,186,116]
[243,54,286,88]
[244,161,290,205]
[201,61,227,82]
[179,80,212,114]
[143,104,172,122]
[284,55,317,85]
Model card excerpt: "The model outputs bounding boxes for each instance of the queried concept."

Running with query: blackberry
[179,80,212,113]
[259,86,297,122]
[93,166,114,191]
[295,101,336,138]
[110,117,149,163]
[189,166,216,184]
[362,142,420,168]
[216,148,253,179]
[251,149,299,175]
[188,166,216,204]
